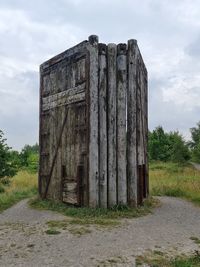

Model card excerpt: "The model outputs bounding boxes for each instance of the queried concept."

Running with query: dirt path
[0,197,200,267]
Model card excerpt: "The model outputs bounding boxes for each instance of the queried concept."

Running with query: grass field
[0,171,37,212]
[150,161,200,206]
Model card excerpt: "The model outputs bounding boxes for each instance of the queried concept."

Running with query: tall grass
[0,171,37,212]
[150,161,200,205]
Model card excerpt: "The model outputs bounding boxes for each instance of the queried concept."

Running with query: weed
[68,227,91,236]
[45,229,61,235]
[190,236,200,245]
[136,250,200,267]
[0,171,37,212]
[30,197,158,227]
[97,256,128,266]
[150,162,200,206]
[46,220,92,236]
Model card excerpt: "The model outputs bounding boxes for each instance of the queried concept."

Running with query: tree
[148,126,190,163]
[168,131,190,163]
[148,126,170,161]
[20,143,39,167]
[27,153,39,172]
[19,143,39,172]
[0,130,18,178]
[190,122,200,163]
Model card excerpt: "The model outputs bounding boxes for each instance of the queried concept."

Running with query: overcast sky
[0,0,200,150]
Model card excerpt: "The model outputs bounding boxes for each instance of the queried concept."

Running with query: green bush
[0,130,18,180]
[148,127,190,163]
[19,144,39,173]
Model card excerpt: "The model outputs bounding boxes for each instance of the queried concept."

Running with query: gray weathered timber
[107,43,117,207]
[39,35,148,208]
[88,36,99,207]
[116,44,127,205]
[145,75,149,195]
[99,43,108,208]
[127,40,138,207]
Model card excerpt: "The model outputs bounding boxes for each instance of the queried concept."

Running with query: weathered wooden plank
[42,83,85,105]
[63,191,77,205]
[61,104,66,201]
[40,75,51,196]
[99,43,108,208]
[107,43,117,207]
[88,35,99,207]
[144,75,149,195]
[127,39,138,207]
[136,68,144,203]
[140,63,148,197]
[116,44,127,205]
[40,40,88,72]
[47,72,57,199]
[42,92,85,111]
[39,69,43,196]
[55,105,62,201]
[75,58,86,85]
[137,74,143,166]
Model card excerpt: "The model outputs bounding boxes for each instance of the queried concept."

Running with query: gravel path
[0,197,200,267]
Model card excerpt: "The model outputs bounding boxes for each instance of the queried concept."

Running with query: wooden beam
[116,43,127,205]
[99,43,108,208]
[127,40,138,207]
[88,35,99,207]
[107,43,117,207]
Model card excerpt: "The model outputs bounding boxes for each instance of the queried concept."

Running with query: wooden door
[62,101,87,205]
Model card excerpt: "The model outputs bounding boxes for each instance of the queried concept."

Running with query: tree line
[0,121,200,180]
[0,129,38,179]
[149,122,200,163]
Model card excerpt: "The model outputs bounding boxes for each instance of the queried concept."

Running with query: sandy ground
[0,197,200,267]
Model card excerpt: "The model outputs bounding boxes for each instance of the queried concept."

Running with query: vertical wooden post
[116,44,127,205]
[38,68,43,196]
[127,40,138,207]
[88,35,99,207]
[99,43,108,208]
[107,43,117,207]
[143,68,149,196]
[137,70,143,167]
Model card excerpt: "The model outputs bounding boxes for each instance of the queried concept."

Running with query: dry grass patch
[150,162,200,205]
[0,171,37,212]
[136,250,200,267]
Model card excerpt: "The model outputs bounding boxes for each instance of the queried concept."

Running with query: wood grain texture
[39,37,148,208]
[116,44,127,205]
[99,43,108,208]
[107,43,117,207]
[88,36,99,207]
[127,39,138,207]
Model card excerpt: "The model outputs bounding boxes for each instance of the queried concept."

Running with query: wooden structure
[39,35,148,208]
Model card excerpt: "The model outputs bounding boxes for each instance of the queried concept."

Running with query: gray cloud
[185,35,200,58]
[0,0,200,149]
